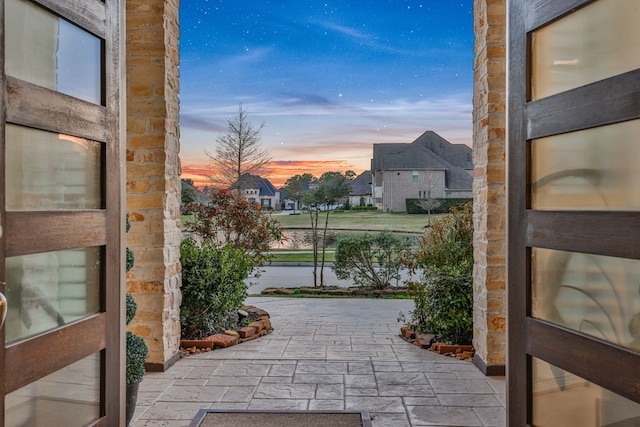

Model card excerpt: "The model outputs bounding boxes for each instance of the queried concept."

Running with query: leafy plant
[125,294,148,384]
[402,202,474,343]
[180,237,254,340]
[333,232,406,289]
[183,189,283,273]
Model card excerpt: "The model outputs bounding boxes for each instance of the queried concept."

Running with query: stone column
[126,0,182,371]
[472,0,506,376]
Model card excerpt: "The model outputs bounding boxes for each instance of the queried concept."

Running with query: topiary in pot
[125,294,147,426]
[125,215,147,425]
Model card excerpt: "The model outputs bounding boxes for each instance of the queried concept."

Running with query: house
[371,131,473,212]
[6,1,636,425]
[230,173,281,209]
[348,170,374,207]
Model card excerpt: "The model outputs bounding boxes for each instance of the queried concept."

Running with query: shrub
[333,232,406,289]
[180,238,254,340]
[183,189,283,273]
[405,197,472,215]
[406,266,473,344]
[403,203,474,343]
[125,294,147,384]
[349,206,378,211]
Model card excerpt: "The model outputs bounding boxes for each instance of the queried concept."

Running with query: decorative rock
[237,309,249,317]
[209,333,238,348]
[238,326,257,338]
[224,330,240,338]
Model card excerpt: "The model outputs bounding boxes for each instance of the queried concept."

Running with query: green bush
[126,331,148,384]
[403,203,474,344]
[180,238,254,340]
[125,294,147,384]
[349,206,378,211]
[405,198,472,214]
[406,266,473,344]
[333,232,406,289]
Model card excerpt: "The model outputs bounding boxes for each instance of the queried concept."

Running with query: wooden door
[507,0,640,425]
[0,0,124,425]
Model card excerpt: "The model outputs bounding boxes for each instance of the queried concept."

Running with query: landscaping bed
[180,305,272,356]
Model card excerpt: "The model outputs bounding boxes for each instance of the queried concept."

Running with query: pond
[273,228,420,250]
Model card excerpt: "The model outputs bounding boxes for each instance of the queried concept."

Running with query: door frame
[507,0,640,425]
[0,0,125,425]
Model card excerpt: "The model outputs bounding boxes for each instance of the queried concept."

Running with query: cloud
[180,113,227,132]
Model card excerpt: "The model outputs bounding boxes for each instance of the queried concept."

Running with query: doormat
[190,409,372,427]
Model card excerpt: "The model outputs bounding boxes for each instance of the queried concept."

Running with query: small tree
[303,171,351,287]
[206,103,271,187]
[333,232,405,289]
[183,189,283,272]
[415,187,442,227]
[283,173,314,213]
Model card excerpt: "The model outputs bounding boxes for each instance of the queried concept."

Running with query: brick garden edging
[179,305,272,356]
[400,326,475,362]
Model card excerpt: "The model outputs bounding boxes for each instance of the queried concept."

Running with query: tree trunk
[309,208,319,287]
[320,209,330,287]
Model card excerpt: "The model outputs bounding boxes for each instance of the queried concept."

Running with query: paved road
[248,265,413,294]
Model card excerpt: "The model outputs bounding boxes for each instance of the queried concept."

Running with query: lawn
[268,250,336,263]
[271,210,436,233]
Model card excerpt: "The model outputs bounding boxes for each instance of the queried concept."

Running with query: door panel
[508,0,640,425]
[1,0,124,425]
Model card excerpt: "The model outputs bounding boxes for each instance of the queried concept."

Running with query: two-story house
[230,173,281,209]
[371,131,473,212]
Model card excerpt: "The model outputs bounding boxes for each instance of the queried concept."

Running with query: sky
[179,1,475,187]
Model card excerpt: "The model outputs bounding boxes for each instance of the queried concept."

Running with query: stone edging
[180,306,272,356]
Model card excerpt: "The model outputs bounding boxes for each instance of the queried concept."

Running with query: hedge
[405,198,472,214]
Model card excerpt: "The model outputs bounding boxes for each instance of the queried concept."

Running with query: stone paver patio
[131,297,505,426]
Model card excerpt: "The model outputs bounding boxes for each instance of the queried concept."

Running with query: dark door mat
[190,409,372,427]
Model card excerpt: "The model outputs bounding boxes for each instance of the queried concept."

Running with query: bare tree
[206,103,271,187]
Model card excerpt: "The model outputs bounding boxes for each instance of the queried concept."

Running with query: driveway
[131,297,505,426]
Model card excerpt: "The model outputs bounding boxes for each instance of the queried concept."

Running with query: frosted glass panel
[532,358,640,427]
[531,120,640,211]
[6,124,102,211]
[5,0,102,104]
[532,248,640,350]
[5,247,102,344]
[5,353,101,426]
[531,0,640,100]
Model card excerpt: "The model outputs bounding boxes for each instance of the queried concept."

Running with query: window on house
[412,171,419,181]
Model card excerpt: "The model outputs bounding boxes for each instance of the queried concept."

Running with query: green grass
[268,251,336,263]
[272,210,437,233]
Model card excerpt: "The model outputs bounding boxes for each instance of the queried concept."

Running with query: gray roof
[349,171,372,195]
[230,173,277,197]
[372,131,473,190]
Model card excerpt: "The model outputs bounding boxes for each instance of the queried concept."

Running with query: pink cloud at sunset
[181,159,363,188]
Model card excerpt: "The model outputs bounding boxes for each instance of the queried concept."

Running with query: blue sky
[179,1,474,186]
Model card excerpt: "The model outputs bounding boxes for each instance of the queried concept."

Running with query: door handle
[0,291,6,330]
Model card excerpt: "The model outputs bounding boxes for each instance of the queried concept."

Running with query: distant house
[371,131,473,212]
[230,173,281,209]
[348,171,373,207]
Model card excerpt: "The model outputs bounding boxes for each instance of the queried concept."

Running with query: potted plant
[125,214,148,426]
[126,294,147,425]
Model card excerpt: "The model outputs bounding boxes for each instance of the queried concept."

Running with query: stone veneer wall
[471,0,506,376]
[126,0,182,371]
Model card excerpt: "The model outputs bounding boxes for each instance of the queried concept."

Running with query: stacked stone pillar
[472,0,506,375]
[125,0,182,371]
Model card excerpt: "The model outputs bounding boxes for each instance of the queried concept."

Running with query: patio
[130,297,505,426]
